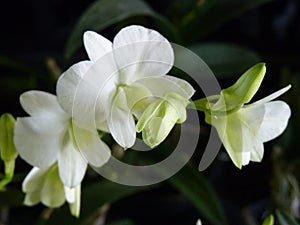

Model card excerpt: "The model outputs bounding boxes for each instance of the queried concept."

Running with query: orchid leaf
[190,43,261,79]
[276,210,300,225]
[168,163,227,225]
[46,179,157,225]
[178,0,273,43]
[65,0,178,57]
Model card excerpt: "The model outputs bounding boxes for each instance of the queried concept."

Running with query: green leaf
[65,0,178,58]
[178,0,272,42]
[46,179,157,225]
[189,43,261,79]
[168,163,228,225]
[276,210,300,225]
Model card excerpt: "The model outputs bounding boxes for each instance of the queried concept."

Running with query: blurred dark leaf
[178,0,272,43]
[107,219,135,225]
[65,0,178,58]
[46,179,157,225]
[0,56,38,76]
[189,43,261,79]
[276,210,300,225]
[0,187,24,206]
[168,163,228,225]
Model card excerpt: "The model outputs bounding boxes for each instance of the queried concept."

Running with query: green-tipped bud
[137,92,189,148]
[262,215,274,225]
[0,113,18,190]
[0,113,18,161]
[212,63,266,112]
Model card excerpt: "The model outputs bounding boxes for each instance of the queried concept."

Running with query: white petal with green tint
[65,184,81,217]
[23,165,66,208]
[58,128,87,187]
[84,31,112,61]
[113,25,174,84]
[23,167,46,205]
[211,86,291,168]
[72,120,111,167]
[14,116,66,169]
[108,87,136,148]
[42,165,67,207]
[213,104,265,168]
[140,100,178,148]
[135,75,195,99]
[250,144,264,162]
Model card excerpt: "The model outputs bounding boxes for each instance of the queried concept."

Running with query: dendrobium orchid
[14,91,111,187]
[196,63,291,168]
[23,164,81,217]
[56,25,195,149]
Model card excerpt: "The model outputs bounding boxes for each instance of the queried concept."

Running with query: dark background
[0,0,299,225]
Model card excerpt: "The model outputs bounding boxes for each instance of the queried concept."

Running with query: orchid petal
[113,25,174,83]
[241,151,251,166]
[58,55,118,128]
[135,75,195,99]
[58,128,87,187]
[140,101,178,148]
[251,85,291,106]
[20,91,67,118]
[56,61,93,115]
[14,116,66,168]
[68,184,81,217]
[22,167,45,191]
[108,88,136,148]
[213,105,265,168]
[72,120,111,167]
[121,84,151,118]
[64,185,76,203]
[250,144,264,162]
[257,101,291,142]
[83,31,112,61]
[42,165,66,207]
[23,165,65,207]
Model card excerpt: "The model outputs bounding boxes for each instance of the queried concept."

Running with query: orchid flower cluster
[0,25,291,217]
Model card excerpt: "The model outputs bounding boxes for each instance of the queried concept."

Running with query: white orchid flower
[14,91,111,187]
[197,63,291,168]
[56,25,194,149]
[23,164,81,217]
